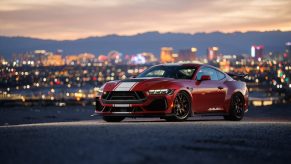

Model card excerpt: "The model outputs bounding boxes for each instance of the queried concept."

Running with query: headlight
[97,84,106,96]
[148,89,174,95]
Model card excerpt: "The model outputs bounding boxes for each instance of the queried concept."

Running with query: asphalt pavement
[0,104,291,164]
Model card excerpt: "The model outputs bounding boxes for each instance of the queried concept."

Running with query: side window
[207,68,218,80]
[176,68,196,79]
[145,70,165,77]
[196,69,206,80]
[196,67,218,80]
[216,70,226,80]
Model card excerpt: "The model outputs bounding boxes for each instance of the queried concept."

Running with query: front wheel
[224,93,245,121]
[165,91,191,121]
[102,116,125,122]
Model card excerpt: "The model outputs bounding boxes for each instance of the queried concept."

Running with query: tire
[165,91,191,121]
[102,116,125,122]
[224,93,245,121]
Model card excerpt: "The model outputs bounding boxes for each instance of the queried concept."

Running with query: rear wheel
[102,116,125,122]
[165,91,191,121]
[224,93,244,121]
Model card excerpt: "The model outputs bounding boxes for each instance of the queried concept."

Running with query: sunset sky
[0,0,291,40]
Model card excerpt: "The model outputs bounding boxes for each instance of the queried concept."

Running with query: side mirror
[200,75,211,81]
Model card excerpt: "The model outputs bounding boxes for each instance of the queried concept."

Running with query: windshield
[137,65,197,79]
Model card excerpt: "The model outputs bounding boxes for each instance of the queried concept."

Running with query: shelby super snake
[95,63,248,122]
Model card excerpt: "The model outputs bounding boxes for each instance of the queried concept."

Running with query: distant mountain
[0,31,291,59]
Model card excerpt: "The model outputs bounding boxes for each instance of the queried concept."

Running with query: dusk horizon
[1,0,291,40]
[1,30,291,58]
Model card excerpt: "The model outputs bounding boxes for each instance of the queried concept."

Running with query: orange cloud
[0,0,290,40]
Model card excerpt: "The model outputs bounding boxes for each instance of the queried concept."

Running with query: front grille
[110,91,137,100]
[103,91,145,100]
[102,107,143,112]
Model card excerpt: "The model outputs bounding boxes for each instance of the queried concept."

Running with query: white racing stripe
[112,83,121,91]
[114,82,138,91]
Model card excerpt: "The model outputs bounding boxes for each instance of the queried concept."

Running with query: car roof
[157,63,226,74]
[157,62,213,68]
[148,63,231,80]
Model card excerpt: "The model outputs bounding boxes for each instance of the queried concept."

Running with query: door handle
[218,86,224,90]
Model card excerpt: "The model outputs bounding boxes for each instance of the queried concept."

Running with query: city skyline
[0,0,291,40]
[1,31,290,58]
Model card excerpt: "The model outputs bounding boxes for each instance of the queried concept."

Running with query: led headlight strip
[148,89,174,95]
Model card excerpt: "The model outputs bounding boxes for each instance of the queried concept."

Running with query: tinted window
[178,68,196,79]
[216,70,226,80]
[196,67,218,80]
[137,65,196,79]
[144,70,165,77]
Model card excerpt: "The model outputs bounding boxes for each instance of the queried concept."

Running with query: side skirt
[193,112,228,117]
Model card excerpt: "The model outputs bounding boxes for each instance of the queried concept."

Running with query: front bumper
[95,94,174,116]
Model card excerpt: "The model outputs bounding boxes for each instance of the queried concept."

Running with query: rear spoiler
[227,72,247,78]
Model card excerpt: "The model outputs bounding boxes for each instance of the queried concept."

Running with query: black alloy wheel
[166,91,191,121]
[224,94,244,121]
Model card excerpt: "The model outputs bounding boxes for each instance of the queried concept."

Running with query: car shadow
[122,117,226,123]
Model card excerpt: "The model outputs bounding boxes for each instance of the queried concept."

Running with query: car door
[192,67,225,113]
[215,70,227,111]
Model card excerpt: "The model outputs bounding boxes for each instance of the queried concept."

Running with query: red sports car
[95,63,248,122]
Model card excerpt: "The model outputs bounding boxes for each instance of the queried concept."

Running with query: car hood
[103,77,177,91]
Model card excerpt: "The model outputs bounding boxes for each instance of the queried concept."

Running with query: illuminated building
[34,50,46,54]
[78,53,95,65]
[141,52,158,63]
[78,53,95,60]
[0,56,8,66]
[177,48,197,62]
[35,50,50,66]
[12,50,48,66]
[65,53,96,65]
[251,45,264,59]
[43,54,64,66]
[172,53,179,62]
[65,55,79,65]
[160,47,174,63]
[207,47,219,61]
[127,52,157,65]
[130,54,146,64]
[108,51,122,64]
[219,59,230,72]
[286,42,291,61]
[98,55,108,62]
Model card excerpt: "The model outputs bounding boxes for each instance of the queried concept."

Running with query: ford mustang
[95,63,248,122]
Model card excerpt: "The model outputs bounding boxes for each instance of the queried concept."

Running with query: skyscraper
[177,47,197,62]
[286,42,291,61]
[160,47,174,63]
[207,47,219,61]
[251,45,264,59]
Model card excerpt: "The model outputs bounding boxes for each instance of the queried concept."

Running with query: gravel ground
[0,104,291,164]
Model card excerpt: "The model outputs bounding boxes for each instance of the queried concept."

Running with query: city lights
[0,42,290,107]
